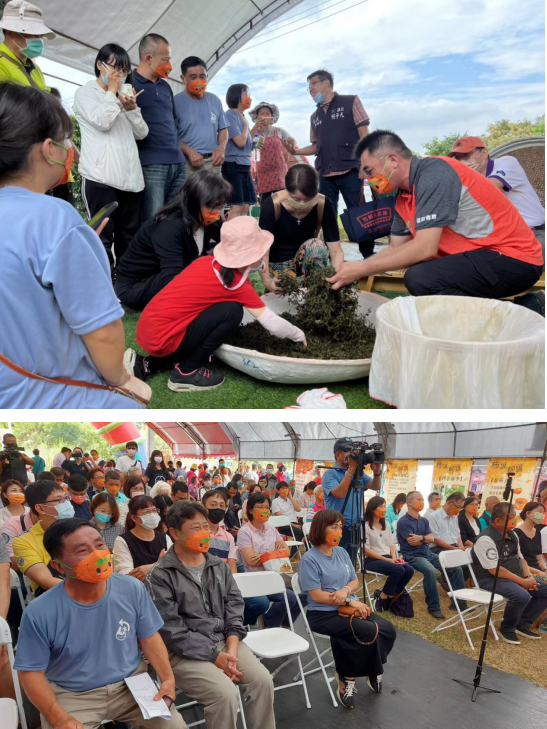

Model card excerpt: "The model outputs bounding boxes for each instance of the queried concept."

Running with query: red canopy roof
[145,422,235,458]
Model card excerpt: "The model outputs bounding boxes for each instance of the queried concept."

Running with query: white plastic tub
[369,295,545,409]
[215,291,389,384]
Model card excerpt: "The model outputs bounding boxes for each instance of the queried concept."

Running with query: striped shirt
[209,524,237,562]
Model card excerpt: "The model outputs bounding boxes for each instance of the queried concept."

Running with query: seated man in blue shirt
[322,438,382,565]
[67,474,92,521]
[15,518,186,729]
[396,491,466,619]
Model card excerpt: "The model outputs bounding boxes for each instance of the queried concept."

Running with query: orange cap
[448,136,486,157]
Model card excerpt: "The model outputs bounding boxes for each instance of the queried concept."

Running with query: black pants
[146,302,244,374]
[307,609,396,678]
[52,182,74,206]
[115,272,165,312]
[404,249,543,299]
[276,523,305,557]
[82,177,143,270]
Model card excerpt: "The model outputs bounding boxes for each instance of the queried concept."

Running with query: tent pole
[533,426,547,499]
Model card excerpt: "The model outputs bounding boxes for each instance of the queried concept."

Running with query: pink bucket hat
[214,216,273,268]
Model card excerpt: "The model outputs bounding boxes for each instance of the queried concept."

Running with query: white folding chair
[432,549,505,649]
[0,616,28,729]
[233,572,311,708]
[268,515,304,557]
[290,574,337,708]
[9,570,25,612]
[302,521,312,550]
[175,692,247,729]
[0,697,18,729]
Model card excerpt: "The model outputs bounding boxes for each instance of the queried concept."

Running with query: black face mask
[208,508,225,525]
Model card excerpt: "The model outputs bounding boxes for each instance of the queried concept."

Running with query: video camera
[346,441,385,467]
[0,441,25,463]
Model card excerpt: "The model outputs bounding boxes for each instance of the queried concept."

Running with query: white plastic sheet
[215,291,389,384]
[369,296,545,409]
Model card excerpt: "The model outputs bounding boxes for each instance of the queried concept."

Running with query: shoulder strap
[314,194,326,238]
[0,51,41,89]
[20,514,27,531]
[272,190,289,222]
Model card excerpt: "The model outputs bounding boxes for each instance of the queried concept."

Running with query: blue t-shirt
[0,187,141,409]
[225,109,252,165]
[396,513,432,559]
[133,71,185,166]
[174,91,228,154]
[298,546,357,611]
[14,574,163,691]
[322,465,372,527]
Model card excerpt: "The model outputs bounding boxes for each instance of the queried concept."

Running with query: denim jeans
[141,162,186,222]
[319,168,362,214]
[407,551,465,612]
[365,559,415,596]
[340,525,358,568]
[243,596,270,626]
[478,577,547,632]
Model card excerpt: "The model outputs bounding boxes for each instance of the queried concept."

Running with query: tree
[422,132,468,156]
[482,115,545,149]
[70,116,86,218]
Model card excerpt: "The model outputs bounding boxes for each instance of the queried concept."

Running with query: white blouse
[365,523,394,557]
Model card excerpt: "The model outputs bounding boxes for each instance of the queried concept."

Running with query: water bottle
[253,134,261,163]
[362,178,373,203]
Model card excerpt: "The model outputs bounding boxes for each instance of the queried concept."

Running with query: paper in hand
[124,672,172,721]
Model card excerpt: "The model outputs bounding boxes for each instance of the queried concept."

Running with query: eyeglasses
[362,153,388,178]
[102,61,129,74]
[38,495,69,506]
[307,79,324,90]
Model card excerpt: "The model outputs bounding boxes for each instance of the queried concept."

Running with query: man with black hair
[174,55,228,178]
[12,480,74,594]
[327,129,543,307]
[32,448,46,477]
[423,492,442,521]
[472,502,547,644]
[61,446,90,478]
[14,518,187,729]
[133,33,186,221]
[116,441,142,473]
[172,482,190,502]
[146,501,275,729]
[67,473,92,521]
[284,69,370,221]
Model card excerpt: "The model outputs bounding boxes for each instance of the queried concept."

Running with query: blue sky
[37,0,544,154]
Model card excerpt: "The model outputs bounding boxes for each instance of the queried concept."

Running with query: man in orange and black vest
[327,129,544,315]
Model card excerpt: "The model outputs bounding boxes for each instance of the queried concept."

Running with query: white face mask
[139,512,161,530]
[154,456,163,463]
[127,449,137,456]
[131,490,145,498]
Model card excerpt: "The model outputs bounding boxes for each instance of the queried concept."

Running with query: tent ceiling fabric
[145,423,544,461]
[37,0,306,84]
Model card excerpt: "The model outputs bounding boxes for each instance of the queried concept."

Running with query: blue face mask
[314,91,325,105]
[18,37,44,59]
[94,512,112,524]
[237,480,243,486]
[54,500,75,520]
[266,469,273,474]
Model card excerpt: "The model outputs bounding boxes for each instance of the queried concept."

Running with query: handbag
[340,185,395,243]
[337,606,379,645]
[389,589,414,617]
[0,351,150,408]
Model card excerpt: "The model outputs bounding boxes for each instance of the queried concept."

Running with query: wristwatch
[421,535,426,544]
[345,595,352,606]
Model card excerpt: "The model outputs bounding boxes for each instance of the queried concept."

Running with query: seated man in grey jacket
[145,501,275,729]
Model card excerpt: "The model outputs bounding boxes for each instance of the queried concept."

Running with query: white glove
[256,307,305,343]
[285,388,347,409]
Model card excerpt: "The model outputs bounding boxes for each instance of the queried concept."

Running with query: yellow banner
[382,460,418,505]
[483,458,538,514]
[432,459,473,501]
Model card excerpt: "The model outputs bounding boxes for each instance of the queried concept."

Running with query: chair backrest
[439,548,472,569]
[268,515,290,529]
[0,616,28,729]
[9,569,20,590]
[302,522,312,537]
[233,570,285,598]
[291,572,302,595]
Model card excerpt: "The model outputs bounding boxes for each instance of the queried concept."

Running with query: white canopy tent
[25,0,306,87]
[145,422,547,462]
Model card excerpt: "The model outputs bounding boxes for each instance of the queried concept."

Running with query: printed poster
[469,468,487,494]
[432,459,473,501]
[482,458,538,513]
[295,459,315,492]
[382,460,418,505]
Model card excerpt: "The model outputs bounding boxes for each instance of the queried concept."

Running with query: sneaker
[374,596,391,614]
[366,675,382,694]
[168,365,225,392]
[428,609,445,620]
[371,588,382,609]
[500,630,520,645]
[124,349,148,381]
[514,290,545,317]
[515,625,541,640]
[335,673,357,709]
[437,574,449,593]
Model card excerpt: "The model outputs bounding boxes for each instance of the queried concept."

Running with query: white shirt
[247,471,259,484]
[428,508,462,545]
[474,531,522,570]
[272,496,297,522]
[487,155,545,227]
[112,534,173,574]
[193,228,205,255]
[115,455,142,473]
[423,508,437,521]
[365,523,394,556]
[74,80,149,192]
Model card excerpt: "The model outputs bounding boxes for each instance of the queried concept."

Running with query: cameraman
[323,437,382,564]
[0,433,34,485]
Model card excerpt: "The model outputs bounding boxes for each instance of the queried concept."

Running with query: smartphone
[88,201,118,230]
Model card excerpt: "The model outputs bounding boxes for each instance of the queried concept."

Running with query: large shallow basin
[215,291,389,384]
